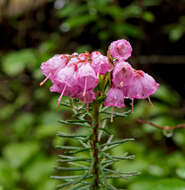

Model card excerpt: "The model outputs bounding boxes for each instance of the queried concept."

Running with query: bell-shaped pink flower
[53,64,76,106]
[112,61,134,88]
[124,70,159,99]
[112,60,159,101]
[75,90,96,104]
[40,54,69,85]
[54,65,75,88]
[91,51,111,75]
[105,88,125,108]
[109,39,132,61]
[71,89,96,111]
[76,62,98,97]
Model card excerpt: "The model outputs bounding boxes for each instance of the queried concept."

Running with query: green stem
[91,102,100,190]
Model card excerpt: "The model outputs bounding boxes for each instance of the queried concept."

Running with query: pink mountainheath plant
[40,39,159,190]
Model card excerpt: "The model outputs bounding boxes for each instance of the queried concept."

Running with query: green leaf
[0,105,15,120]
[35,125,60,139]
[41,112,61,125]
[57,4,87,18]
[67,120,90,124]
[152,85,180,105]
[24,156,55,185]
[51,175,80,180]
[2,49,36,76]
[98,127,111,135]
[101,110,131,118]
[143,0,161,6]
[102,155,135,166]
[142,11,155,22]
[173,129,185,147]
[56,172,89,189]
[57,132,87,138]
[57,157,91,163]
[102,139,134,149]
[96,5,123,19]
[122,4,142,19]
[114,24,143,38]
[55,166,88,171]
[0,159,20,187]
[36,180,57,190]
[176,168,185,179]
[56,147,90,155]
[3,142,39,168]
[129,178,185,190]
[12,113,35,136]
[56,145,81,150]
[68,183,90,190]
[65,15,97,28]
[169,26,184,42]
[58,120,91,128]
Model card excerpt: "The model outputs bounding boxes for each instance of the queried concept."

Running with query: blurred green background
[0,0,185,189]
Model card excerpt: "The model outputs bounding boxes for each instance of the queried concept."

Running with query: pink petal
[91,51,111,75]
[109,39,132,60]
[77,63,98,90]
[112,61,133,88]
[105,88,125,108]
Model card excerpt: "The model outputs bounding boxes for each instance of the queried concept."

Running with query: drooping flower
[52,64,76,106]
[112,61,134,88]
[40,54,69,85]
[110,59,159,109]
[104,88,125,108]
[109,39,132,61]
[76,62,98,97]
[123,70,159,100]
[77,90,96,104]
[91,51,111,76]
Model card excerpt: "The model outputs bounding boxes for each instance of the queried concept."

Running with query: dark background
[0,0,185,189]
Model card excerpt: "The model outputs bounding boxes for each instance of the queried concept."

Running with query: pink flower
[91,51,111,75]
[112,61,134,88]
[105,88,125,108]
[112,60,159,100]
[53,64,76,106]
[54,65,75,89]
[124,70,159,99]
[40,54,69,85]
[109,39,132,61]
[76,62,98,97]
[74,90,96,104]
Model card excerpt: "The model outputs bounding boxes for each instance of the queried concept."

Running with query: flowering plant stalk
[40,39,159,190]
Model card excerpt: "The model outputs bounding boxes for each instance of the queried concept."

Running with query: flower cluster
[40,39,159,110]
[40,51,110,107]
[105,39,159,110]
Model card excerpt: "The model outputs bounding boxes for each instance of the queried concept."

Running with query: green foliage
[56,0,155,40]
[164,16,185,42]
[129,178,185,190]
[2,49,36,76]
[51,100,136,190]
[3,142,39,168]
[0,0,184,189]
